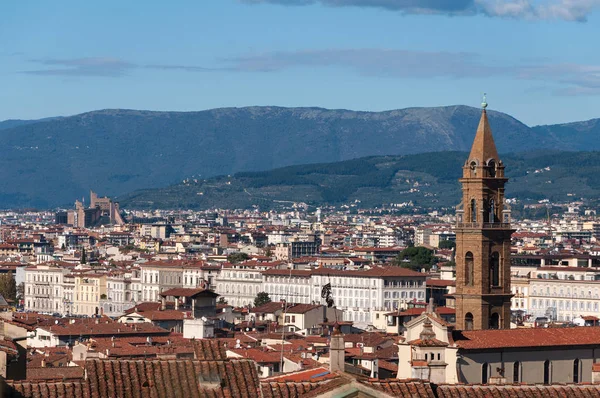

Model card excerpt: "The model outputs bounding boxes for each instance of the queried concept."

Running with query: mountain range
[1,105,600,209]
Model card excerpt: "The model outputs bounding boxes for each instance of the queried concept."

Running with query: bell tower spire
[468,96,499,165]
[453,97,514,331]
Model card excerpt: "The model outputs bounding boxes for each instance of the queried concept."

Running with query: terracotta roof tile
[192,339,227,361]
[26,366,84,381]
[160,287,218,298]
[436,384,600,397]
[360,379,436,398]
[453,326,600,350]
[6,381,88,398]
[84,358,262,398]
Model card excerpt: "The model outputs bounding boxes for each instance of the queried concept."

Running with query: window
[489,312,500,329]
[465,312,474,330]
[489,199,495,222]
[573,359,581,383]
[482,363,489,384]
[465,252,474,286]
[490,252,500,287]
[513,362,521,383]
[543,360,551,385]
[471,199,477,222]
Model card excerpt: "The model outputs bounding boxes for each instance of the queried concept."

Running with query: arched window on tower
[489,312,500,329]
[465,312,474,330]
[471,199,477,223]
[465,252,474,286]
[470,161,477,176]
[490,252,500,287]
[489,199,496,223]
[488,159,496,177]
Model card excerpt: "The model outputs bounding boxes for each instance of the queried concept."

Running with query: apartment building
[99,271,140,317]
[215,261,278,307]
[140,260,218,302]
[72,272,107,316]
[528,266,600,322]
[24,264,69,314]
[263,266,426,325]
[274,234,321,261]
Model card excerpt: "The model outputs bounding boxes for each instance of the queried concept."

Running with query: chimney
[329,323,345,373]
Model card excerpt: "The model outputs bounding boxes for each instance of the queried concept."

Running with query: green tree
[438,240,456,250]
[80,248,87,264]
[227,252,249,263]
[16,282,24,300]
[254,292,271,308]
[393,246,436,271]
[0,273,17,302]
[217,297,228,305]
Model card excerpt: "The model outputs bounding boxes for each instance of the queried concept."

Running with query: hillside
[118,151,600,210]
[0,105,598,208]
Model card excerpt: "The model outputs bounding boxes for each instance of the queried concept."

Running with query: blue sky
[2,0,600,125]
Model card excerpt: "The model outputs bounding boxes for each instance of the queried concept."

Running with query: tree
[0,273,17,302]
[217,297,228,305]
[438,240,456,250]
[16,282,24,301]
[254,292,271,308]
[227,252,249,264]
[80,248,87,265]
[393,246,437,271]
[264,247,273,257]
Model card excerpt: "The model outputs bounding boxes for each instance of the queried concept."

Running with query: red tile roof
[160,287,218,298]
[286,304,322,314]
[359,379,436,397]
[426,279,455,287]
[6,381,87,398]
[454,326,600,350]
[251,301,285,314]
[26,366,84,381]
[192,339,227,361]
[38,321,170,337]
[84,358,261,398]
[436,384,600,397]
[124,302,162,314]
[263,366,337,383]
[261,379,349,398]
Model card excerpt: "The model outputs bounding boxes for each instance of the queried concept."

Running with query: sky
[2,0,600,125]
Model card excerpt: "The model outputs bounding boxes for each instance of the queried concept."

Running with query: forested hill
[119,150,600,210]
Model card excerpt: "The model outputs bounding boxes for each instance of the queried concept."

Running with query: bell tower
[454,96,513,330]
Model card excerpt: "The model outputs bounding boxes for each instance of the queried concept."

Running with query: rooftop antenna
[481,93,488,109]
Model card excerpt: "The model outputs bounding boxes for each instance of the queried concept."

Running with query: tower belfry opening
[452,97,514,330]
